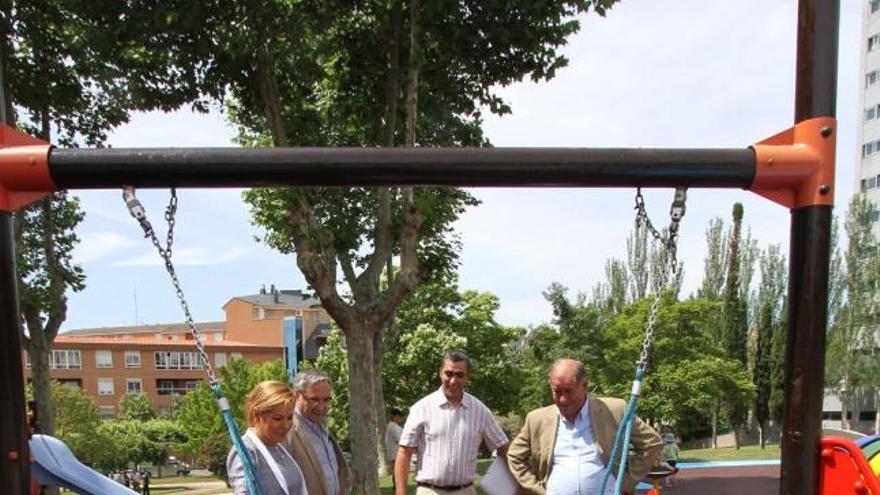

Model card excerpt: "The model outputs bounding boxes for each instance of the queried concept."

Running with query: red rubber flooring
[648,464,779,495]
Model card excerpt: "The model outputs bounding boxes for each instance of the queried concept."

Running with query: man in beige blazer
[288,369,351,495]
[508,359,661,495]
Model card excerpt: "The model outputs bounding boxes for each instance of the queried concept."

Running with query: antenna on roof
[133,283,140,325]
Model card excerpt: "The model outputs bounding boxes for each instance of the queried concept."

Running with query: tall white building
[833,0,880,433]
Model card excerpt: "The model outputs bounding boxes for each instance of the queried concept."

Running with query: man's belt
[416,482,474,491]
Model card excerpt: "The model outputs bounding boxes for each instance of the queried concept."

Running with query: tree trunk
[758,420,766,449]
[711,406,718,449]
[26,337,54,435]
[346,325,380,495]
[404,0,420,148]
[373,329,389,475]
[256,45,288,147]
[875,390,880,434]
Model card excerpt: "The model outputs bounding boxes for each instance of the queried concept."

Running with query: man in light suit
[508,359,661,495]
[288,369,351,495]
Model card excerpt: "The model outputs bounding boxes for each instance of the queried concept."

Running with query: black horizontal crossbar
[49,147,756,189]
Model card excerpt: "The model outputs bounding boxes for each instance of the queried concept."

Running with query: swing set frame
[0,0,843,493]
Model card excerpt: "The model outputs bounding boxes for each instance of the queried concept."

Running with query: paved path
[645,464,779,495]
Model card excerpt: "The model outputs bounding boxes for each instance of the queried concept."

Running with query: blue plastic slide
[29,434,138,495]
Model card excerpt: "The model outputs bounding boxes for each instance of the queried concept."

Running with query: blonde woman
[227,380,308,495]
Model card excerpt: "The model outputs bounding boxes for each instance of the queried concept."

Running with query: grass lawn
[680,443,781,462]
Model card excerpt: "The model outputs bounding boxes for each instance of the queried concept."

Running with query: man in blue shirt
[508,359,661,495]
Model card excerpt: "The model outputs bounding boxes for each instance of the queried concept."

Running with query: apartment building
[828,0,880,433]
[24,286,333,419]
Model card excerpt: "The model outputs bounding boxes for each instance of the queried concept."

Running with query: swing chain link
[633,187,687,273]
[633,187,687,369]
[123,187,219,386]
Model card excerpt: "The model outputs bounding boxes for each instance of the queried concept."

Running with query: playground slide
[29,434,138,495]
[820,436,880,495]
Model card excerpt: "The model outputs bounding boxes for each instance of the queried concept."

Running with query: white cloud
[74,232,137,264]
[113,245,252,267]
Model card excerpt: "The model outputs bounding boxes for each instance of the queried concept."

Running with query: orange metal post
[0,125,54,212]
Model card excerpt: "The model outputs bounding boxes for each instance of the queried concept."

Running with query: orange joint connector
[750,117,836,209]
[0,124,54,212]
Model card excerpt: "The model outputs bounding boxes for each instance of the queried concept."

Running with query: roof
[61,321,226,337]
[226,289,322,310]
[53,335,279,349]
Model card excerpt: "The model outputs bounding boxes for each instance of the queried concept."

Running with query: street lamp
[838,376,851,430]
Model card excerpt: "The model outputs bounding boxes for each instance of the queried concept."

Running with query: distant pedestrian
[142,469,151,495]
[385,408,404,489]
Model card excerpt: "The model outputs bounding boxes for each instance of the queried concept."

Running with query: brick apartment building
[23,286,332,418]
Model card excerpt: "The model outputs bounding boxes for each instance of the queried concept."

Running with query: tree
[5,0,200,438]
[697,217,728,301]
[118,393,155,421]
[827,195,880,430]
[753,244,785,447]
[176,358,287,455]
[627,222,649,301]
[656,357,755,448]
[98,419,187,470]
[721,203,748,447]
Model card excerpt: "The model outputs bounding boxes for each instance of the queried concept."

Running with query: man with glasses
[394,350,509,495]
[507,358,661,495]
[288,368,351,495]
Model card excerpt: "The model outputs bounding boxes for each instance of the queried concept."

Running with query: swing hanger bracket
[0,124,54,212]
[750,116,835,210]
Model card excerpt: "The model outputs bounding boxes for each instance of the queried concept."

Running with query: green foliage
[311,330,351,446]
[176,358,287,454]
[753,244,786,434]
[826,195,880,406]
[97,419,187,469]
[318,281,524,444]
[40,382,107,465]
[118,393,155,421]
[199,431,232,485]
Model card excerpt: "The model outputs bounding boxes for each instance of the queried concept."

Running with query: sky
[64,0,863,332]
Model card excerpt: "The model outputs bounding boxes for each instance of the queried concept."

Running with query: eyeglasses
[443,370,466,379]
[302,396,332,405]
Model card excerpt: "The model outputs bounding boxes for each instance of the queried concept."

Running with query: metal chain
[633,187,687,369]
[123,187,219,386]
[633,187,686,273]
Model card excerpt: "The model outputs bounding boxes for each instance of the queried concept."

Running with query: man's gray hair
[548,358,588,385]
[442,349,472,372]
[292,368,333,392]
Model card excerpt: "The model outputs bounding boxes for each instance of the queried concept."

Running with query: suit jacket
[507,397,661,495]
[288,414,351,495]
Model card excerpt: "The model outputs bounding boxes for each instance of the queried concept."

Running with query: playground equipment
[0,0,869,494]
[29,434,138,495]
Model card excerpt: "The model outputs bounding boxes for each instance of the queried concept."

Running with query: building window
[231,352,243,360]
[125,351,141,368]
[864,140,878,157]
[860,411,878,421]
[95,350,113,368]
[97,378,115,396]
[50,350,81,370]
[215,352,228,368]
[874,0,880,13]
[868,71,880,88]
[873,211,880,223]
[126,379,143,394]
[212,332,223,342]
[154,351,203,370]
[99,406,115,420]
[870,177,878,189]
[58,379,82,390]
[870,34,880,52]
[24,352,30,369]
[868,106,878,122]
